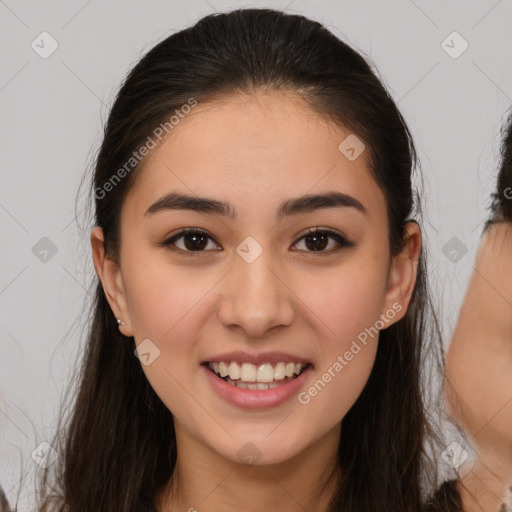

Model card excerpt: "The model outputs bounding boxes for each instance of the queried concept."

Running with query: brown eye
[292,229,354,253]
[161,229,220,254]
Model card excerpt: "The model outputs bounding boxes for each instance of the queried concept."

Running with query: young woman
[446,112,512,512]
[22,7,491,511]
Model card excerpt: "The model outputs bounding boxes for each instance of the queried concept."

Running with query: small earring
[117,318,125,326]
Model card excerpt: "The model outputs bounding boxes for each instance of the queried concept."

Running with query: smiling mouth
[203,361,312,390]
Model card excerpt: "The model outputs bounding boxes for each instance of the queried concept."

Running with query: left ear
[381,221,421,323]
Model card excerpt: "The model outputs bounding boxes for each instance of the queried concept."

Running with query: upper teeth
[208,361,306,383]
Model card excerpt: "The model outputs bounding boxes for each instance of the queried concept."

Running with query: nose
[216,246,295,338]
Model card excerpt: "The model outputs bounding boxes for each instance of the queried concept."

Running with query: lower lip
[201,363,313,410]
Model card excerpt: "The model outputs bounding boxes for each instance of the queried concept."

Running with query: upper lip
[202,351,313,367]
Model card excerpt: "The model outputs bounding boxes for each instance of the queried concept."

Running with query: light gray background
[1,0,511,508]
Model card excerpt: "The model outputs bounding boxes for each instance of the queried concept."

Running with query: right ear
[90,226,134,337]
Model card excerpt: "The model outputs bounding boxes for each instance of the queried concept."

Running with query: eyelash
[159,227,354,256]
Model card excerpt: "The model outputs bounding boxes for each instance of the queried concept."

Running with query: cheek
[299,340,378,427]
[291,256,387,421]
[299,256,388,344]
[120,253,209,374]
[122,257,212,414]
[123,253,210,338]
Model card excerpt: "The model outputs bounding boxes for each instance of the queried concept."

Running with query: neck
[156,422,341,512]
[458,457,512,512]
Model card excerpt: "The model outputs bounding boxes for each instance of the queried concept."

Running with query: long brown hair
[26,8,457,511]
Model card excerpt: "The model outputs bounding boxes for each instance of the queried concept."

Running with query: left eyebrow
[144,191,368,220]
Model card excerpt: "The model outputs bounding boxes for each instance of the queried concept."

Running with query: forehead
[123,91,386,221]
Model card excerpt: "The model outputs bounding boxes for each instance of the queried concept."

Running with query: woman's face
[92,91,418,466]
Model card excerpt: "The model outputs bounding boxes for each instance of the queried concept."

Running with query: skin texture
[446,222,512,512]
[91,92,421,512]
